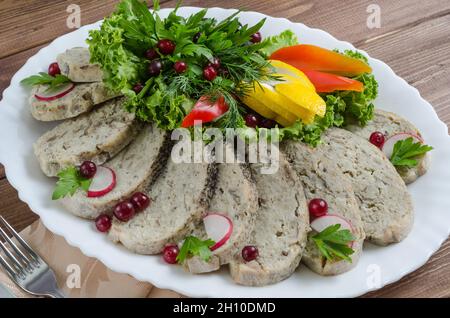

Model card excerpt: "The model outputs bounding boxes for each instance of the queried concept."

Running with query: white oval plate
[1,7,450,298]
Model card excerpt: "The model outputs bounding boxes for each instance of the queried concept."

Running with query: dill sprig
[88,0,277,130]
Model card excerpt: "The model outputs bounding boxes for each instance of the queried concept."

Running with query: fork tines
[0,216,41,280]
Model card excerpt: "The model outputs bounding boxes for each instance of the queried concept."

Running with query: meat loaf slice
[282,141,365,275]
[34,98,140,177]
[229,153,309,286]
[30,82,120,121]
[346,109,429,184]
[60,124,171,219]
[183,162,258,274]
[321,128,414,245]
[108,157,218,255]
[57,47,103,82]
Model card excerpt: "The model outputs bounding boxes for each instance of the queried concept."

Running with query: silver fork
[0,216,65,298]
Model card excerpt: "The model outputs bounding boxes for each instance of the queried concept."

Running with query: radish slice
[311,214,354,248]
[35,82,75,102]
[87,166,116,198]
[203,213,233,251]
[382,132,423,159]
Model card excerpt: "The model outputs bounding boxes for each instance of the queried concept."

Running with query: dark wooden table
[0,0,449,297]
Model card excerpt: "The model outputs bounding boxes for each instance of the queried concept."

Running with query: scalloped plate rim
[0,7,450,298]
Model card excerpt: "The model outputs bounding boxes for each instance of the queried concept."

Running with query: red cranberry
[245,114,259,128]
[193,32,202,43]
[157,39,176,55]
[208,57,221,70]
[133,83,144,94]
[79,161,97,179]
[95,214,112,233]
[250,32,262,43]
[48,62,61,77]
[130,192,151,212]
[242,246,259,262]
[113,201,135,222]
[260,118,276,128]
[163,244,180,264]
[308,198,328,219]
[174,61,188,74]
[369,131,385,149]
[148,59,163,77]
[203,65,217,81]
[144,48,159,60]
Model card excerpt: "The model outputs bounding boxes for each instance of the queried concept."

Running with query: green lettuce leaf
[86,0,151,93]
[321,50,378,126]
[259,30,298,56]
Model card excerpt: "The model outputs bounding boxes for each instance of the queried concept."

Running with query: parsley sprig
[21,72,71,90]
[176,236,215,264]
[52,166,92,200]
[390,137,433,168]
[88,0,276,130]
[311,224,355,262]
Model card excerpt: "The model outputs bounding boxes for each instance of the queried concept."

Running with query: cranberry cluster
[95,192,151,233]
[133,32,263,89]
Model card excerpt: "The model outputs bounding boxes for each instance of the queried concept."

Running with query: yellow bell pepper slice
[241,94,277,119]
[242,94,294,127]
[270,60,316,91]
[259,82,316,124]
[273,75,326,117]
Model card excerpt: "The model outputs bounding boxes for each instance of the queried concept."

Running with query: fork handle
[47,288,66,298]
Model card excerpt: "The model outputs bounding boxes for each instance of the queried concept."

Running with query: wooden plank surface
[163,0,450,44]
[360,13,450,129]
[0,179,39,231]
[0,0,118,59]
[0,0,449,298]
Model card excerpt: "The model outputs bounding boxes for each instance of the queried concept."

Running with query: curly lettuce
[277,50,378,145]
[259,30,298,56]
[331,50,378,125]
[87,2,149,93]
[276,95,346,146]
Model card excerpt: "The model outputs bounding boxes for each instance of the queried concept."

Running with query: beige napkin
[0,220,184,298]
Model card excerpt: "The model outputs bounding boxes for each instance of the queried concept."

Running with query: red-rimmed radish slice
[35,82,75,102]
[203,213,233,251]
[311,214,354,247]
[87,166,116,198]
[382,132,424,159]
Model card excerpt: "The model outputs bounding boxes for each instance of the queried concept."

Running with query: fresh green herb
[258,49,377,146]
[271,94,345,146]
[20,72,71,90]
[88,0,277,130]
[311,224,355,262]
[259,30,298,56]
[321,50,378,127]
[390,137,433,168]
[176,236,215,264]
[341,49,369,63]
[52,166,92,200]
[86,0,377,145]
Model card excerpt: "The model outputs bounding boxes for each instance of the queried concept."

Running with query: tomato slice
[302,70,364,93]
[181,95,229,128]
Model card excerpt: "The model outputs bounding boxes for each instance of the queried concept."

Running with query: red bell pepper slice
[270,44,372,77]
[181,95,229,128]
[302,70,364,93]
